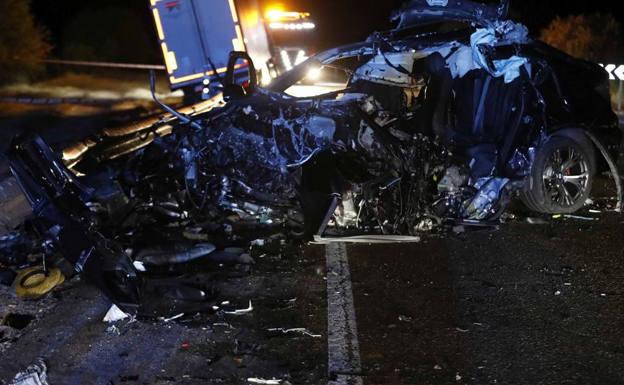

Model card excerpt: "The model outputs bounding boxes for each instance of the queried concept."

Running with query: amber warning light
[266,10,315,30]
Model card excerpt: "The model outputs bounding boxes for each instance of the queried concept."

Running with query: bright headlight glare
[307,67,322,81]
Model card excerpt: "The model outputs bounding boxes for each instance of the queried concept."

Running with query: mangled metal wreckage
[4,0,621,314]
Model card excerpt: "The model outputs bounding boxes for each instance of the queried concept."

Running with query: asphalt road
[347,213,624,385]
[0,245,329,385]
[3,211,624,385]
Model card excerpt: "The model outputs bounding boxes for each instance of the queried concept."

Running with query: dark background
[30,0,624,63]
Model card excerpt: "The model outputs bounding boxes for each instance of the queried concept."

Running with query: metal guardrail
[43,59,166,71]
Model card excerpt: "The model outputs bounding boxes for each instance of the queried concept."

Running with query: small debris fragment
[103,304,130,323]
[554,291,561,296]
[161,313,184,323]
[565,214,597,221]
[106,325,121,335]
[133,261,147,272]
[250,239,266,246]
[452,225,466,234]
[553,214,597,221]
[9,358,48,385]
[433,365,442,370]
[213,322,233,329]
[248,379,281,385]
[267,328,322,338]
[225,300,253,315]
[456,373,462,381]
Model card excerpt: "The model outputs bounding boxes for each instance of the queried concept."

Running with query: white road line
[326,243,364,385]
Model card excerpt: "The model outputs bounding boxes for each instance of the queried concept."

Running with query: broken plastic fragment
[225,300,253,315]
[9,358,48,385]
[161,313,185,322]
[106,325,120,335]
[133,261,146,272]
[248,379,281,385]
[213,322,234,329]
[103,304,130,323]
[250,239,266,246]
[267,327,322,338]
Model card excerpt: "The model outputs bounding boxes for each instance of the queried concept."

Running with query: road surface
[2,103,624,385]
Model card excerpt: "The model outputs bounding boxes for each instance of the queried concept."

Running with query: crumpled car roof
[393,0,510,29]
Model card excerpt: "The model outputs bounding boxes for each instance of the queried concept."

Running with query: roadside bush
[62,7,160,64]
[0,0,52,85]
[540,13,623,63]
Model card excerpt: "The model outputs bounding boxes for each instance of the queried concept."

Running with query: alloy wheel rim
[542,146,589,208]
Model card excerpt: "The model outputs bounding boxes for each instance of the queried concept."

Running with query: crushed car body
[2,0,621,314]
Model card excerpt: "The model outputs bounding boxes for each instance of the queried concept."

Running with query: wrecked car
[3,0,621,313]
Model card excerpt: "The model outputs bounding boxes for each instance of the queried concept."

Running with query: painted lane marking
[326,243,364,385]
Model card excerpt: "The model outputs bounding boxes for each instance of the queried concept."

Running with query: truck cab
[149,0,316,102]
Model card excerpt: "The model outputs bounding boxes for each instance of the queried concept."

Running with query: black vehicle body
[5,0,620,313]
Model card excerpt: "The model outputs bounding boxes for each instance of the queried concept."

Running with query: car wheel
[521,135,595,214]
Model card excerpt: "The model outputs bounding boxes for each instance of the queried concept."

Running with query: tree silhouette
[540,13,623,63]
[0,0,52,85]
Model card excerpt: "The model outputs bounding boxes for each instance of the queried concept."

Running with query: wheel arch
[548,127,597,169]
[549,127,593,148]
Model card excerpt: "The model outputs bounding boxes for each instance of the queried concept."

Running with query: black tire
[521,134,596,214]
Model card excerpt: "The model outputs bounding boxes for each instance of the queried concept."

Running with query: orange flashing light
[266,10,310,22]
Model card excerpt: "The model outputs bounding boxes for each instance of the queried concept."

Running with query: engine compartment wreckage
[2,0,622,315]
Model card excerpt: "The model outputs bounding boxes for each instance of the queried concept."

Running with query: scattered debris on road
[267,328,322,338]
[102,304,131,323]
[224,301,254,316]
[8,358,48,385]
[248,378,282,385]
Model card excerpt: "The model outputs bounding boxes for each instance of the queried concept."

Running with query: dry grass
[0,71,181,101]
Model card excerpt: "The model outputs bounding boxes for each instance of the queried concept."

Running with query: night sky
[30,0,624,62]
